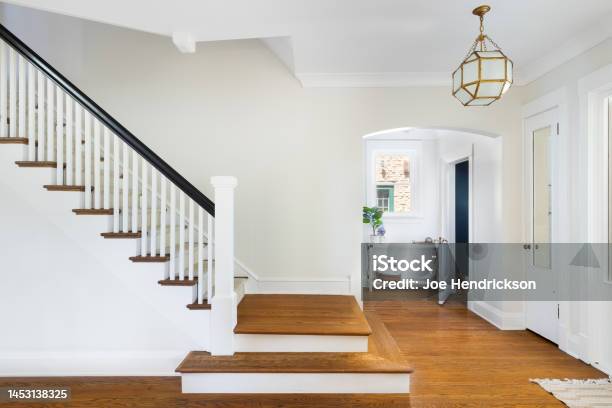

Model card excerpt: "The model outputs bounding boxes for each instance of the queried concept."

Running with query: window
[374,153,411,213]
[376,185,394,212]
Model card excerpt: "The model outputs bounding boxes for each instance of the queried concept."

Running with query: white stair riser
[181,373,410,394]
[234,334,368,352]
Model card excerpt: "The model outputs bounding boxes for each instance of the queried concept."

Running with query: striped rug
[531,378,612,407]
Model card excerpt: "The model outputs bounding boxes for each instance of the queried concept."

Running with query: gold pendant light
[452,5,513,106]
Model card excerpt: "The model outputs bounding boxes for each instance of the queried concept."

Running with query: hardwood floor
[0,299,605,407]
[234,294,372,336]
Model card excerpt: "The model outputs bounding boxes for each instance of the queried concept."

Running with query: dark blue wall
[455,160,469,244]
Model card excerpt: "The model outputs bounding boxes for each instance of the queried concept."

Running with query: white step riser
[181,373,410,394]
[234,334,368,353]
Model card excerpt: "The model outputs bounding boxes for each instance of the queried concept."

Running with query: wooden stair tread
[101,231,142,239]
[129,255,170,262]
[0,137,28,144]
[186,301,211,310]
[234,294,372,336]
[176,351,411,374]
[15,161,56,168]
[177,309,410,374]
[364,312,404,361]
[158,278,197,286]
[44,185,86,192]
[72,209,114,215]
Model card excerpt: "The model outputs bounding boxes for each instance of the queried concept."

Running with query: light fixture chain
[485,35,503,51]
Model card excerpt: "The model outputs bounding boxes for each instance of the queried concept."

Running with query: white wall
[0,146,209,376]
[0,5,523,299]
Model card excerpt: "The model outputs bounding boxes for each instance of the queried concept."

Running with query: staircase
[0,23,411,394]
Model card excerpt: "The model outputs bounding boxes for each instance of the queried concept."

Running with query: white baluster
[150,169,158,256]
[65,97,73,185]
[36,71,44,160]
[55,86,63,184]
[160,175,167,259]
[26,63,35,160]
[83,111,92,208]
[74,104,82,185]
[8,48,16,138]
[170,185,176,279]
[179,192,185,280]
[0,42,7,138]
[46,76,54,161]
[17,55,25,138]
[131,151,139,233]
[103,127,110,209]
[198,207,204,303]
[122,142,129,232]
[207,214,214,301]
[93,120,101,208]
[188,199,194,280]
[113,134,120,233]
[140,160,148,257]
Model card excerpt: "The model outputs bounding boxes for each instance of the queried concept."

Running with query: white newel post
[210,176,237,356]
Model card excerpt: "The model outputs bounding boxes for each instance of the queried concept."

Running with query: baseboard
[181,372,410,393]
[469,301,525,330]
[0,351,188,376]
[251,277,352,294]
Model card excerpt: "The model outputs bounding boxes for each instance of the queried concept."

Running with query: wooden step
[0,137,28,144]
[72,209,113,215]
[158,277,197,286]
[15,160,56,168]
[177,315,409,373]
[234,294,372,336]
[186,301,211,310]
[101,231,142,239]
[44,185,86,192]
[129,255,169,263]
[176,312,410,393]
[176,350,411,374]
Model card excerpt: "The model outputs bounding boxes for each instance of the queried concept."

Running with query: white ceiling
[3,0,612,86]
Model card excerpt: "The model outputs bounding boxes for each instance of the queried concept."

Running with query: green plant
[362,206,383,236]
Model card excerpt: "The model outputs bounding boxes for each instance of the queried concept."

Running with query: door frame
[521,88,569,349]
[580,63,612,373]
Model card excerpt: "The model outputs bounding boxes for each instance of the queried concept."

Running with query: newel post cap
[211,176,238,189]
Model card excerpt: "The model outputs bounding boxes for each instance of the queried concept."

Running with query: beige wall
[0,4,524,290]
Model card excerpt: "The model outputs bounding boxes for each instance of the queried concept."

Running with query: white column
[209,176,237,356]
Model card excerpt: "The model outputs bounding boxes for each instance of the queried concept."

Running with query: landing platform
[233,294,372,336]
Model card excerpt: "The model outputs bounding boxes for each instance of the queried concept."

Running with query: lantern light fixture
[452,5,513,106]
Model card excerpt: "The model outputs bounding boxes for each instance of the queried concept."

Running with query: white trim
[579,64,612,370]
[251,277,351,294]
[0,351,186,376]
[234,334,368,352]
[469,301,525,330]
[181,372,410,394]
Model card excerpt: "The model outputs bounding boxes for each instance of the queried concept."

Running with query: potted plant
[363,206,385,243]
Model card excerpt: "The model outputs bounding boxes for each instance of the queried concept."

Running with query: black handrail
[0,23,215,216]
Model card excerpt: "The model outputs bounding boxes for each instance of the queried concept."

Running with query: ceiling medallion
[452,5,513,106]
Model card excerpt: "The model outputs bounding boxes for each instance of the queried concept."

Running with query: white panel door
[524,108,559,344]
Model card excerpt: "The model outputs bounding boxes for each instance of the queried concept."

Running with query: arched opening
[362,127,502,244]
